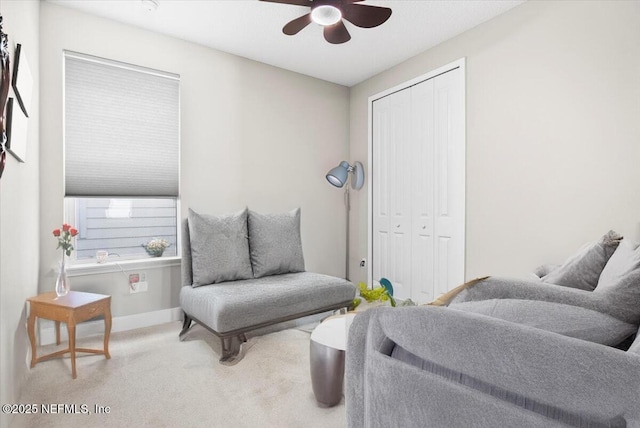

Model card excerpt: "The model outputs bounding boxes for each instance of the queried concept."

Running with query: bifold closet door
[432,68,465,300]
[409,79,436,302]
[372,87,412,300]
[372,67,464,303]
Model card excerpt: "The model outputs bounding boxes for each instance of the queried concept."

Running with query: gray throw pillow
[592,269,640,325]
[188,208,253,287]
[542,230,622,291]
[533,264,560,279]
[248,208,305,278]
[595,239,640,292]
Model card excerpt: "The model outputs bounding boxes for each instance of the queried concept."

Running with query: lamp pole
[344,185,350,280]
[326,160,364,281]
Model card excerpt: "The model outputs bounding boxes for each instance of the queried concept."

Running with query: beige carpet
[12,322,346,428]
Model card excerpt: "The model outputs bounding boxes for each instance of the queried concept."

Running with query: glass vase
[55,253,70,297]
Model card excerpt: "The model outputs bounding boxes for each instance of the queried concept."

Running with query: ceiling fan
[259,0,392,44]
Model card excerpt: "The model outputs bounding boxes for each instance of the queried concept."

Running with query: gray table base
[310,340,345,407]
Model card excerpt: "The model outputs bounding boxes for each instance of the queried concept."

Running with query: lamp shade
[326,161,350,188]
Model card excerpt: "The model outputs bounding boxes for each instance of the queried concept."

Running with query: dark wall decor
[0,15,11,180]
[12,43,32,117]
[6,97,26,163]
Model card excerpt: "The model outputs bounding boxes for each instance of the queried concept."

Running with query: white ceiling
[47,0,525,87]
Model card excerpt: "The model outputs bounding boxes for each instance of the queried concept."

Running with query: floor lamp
[326,161,365,280]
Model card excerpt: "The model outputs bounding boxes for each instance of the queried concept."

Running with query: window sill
[64,256,181,277]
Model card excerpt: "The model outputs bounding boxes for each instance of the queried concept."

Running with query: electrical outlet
[360,258,366,268]
[129,272,148,294]
[130,281,148,294]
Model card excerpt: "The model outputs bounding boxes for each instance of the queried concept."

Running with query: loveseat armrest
[182,218,193,288]
[346,306,640,427]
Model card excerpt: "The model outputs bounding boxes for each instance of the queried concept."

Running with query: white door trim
[367,58,466,288]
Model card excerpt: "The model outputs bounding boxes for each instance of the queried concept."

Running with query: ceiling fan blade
[342,4,392,28]
[324,20,351,44]
[259,0,312,6]
[283,13,312,35]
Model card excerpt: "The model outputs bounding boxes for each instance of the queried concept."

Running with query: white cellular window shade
[64,52,180,197]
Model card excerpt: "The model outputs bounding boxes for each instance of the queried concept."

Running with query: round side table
[310,313,356,407]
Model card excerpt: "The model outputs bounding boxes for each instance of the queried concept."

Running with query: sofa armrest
[347,306,640,427]
[449,276,639,324]
[345,310,375,427]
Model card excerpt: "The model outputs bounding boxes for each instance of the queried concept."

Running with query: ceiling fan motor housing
[311,5,342,26]
[261,0,392,44]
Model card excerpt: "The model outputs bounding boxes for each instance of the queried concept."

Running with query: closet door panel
[388,88,412,299]
[373,90,411,298]
[433,68,465,295]
[372,97,390,284]
[410,79,436,302]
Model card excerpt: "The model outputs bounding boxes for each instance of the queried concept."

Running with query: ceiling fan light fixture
[311,5,342,26]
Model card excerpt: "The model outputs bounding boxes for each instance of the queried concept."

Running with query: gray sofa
[347,306,640,427]
[180,208,355,363]
[346,232,640,426]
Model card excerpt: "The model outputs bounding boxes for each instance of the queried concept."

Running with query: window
[64,51,180,262]
[66,198,177,260]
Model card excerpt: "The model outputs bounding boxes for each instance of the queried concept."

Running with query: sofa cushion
[449,299,636,346]
[248,208,305,278]
[188,208,253,287]
[541,230,622,291]
[179,272,355,333]
[595,239,640,292]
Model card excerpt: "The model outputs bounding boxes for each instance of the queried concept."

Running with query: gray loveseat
[180,208,356,363]
[346,232,640,426]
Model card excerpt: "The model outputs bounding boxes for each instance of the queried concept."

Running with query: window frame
[62,51,182,270]
[64,197,182,267]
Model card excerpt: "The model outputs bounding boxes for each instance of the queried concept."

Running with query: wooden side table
[27,291,112,379]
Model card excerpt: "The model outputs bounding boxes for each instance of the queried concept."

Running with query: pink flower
[53,223,78,256]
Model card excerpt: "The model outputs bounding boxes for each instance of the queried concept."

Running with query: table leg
[67,321,77,379]
[28,311,37,368]
[55,321,61,345]
[104,305,112,359]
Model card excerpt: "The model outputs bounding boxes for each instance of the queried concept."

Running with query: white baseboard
[38,307,182,346]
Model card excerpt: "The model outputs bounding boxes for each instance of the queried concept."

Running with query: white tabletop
[310,313,357,351]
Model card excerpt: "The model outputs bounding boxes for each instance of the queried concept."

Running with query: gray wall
[0,1,40,427]
[39,2,350,317]
[349,0,640,283]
